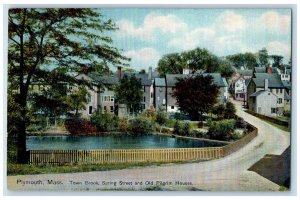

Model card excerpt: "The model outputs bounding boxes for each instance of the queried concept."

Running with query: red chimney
[266,65,272,74]
[118,66,122,78]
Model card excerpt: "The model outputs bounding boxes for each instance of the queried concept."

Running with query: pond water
[26,135,226,150]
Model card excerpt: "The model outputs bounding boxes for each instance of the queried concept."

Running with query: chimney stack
[264,79,268,91]
[117,66,122,79]
[148,67,152,80]
[266,65,272,74]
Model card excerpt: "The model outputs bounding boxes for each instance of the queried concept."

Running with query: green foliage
[173,75,219,121]
[157,48,234,78]
[258,48,269,67]
[129,117,155,135]
[232,131,243,140]
[207,119,236,141]
[226,52,258,69]
[173,120,182,135]
[283,110,291,118]
[270,55,284,69]
[224,102,236,119]
[174,112,183,120]
[156,110,167,126]
[90,110,119,132]
[115,75,143,114]
[65,86,90,117]
[182,122,190,136]
[8,8,129,163]
[211,104,225,119]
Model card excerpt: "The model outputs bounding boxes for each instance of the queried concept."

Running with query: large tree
[172,74,219,122]
[270,55,284,69]
[157,48,233,78]
[114,75,143,115]
[258,48,269,67]
[226,52,258,69]
[8,8,129,163]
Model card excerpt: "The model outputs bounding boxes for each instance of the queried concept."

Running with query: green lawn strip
[7,160,204,176]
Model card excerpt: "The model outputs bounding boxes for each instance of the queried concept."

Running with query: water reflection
[26,135,225,150]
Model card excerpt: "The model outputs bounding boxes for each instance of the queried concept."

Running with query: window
[253,98,256,104]
[144,86,146,92]
[276,89,279,94]
[104,96,107,101]
[278,98,283,104]
[104,106,107,112]
[280,89,283,93]
[171,106,174,109]
[142,104,146,110]
[271,108,276,114]
[107,96,111,102]
[144,96,146,102]
[87,95,91,103]
[110,106,114,113]
[89,106,93,115]
[151,92,153,98]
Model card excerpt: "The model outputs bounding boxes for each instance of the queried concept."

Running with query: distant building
[248,79,278,117]
[247,73,285,115]
[153,77,167,111]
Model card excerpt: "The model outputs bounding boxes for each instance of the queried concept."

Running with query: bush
[232,131,243,140]
[182,122,190,136]
[173,120,182,135]
[129,117,155,135]
[174,112,183,120]
[207,119,236,141]
[65,119,97,135]
[118,118,129,133]
[224,102,236,119]
[283,110,291,118]
[90,111,119,132]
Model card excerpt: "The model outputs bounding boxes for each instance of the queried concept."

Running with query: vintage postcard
[6,6,293,192]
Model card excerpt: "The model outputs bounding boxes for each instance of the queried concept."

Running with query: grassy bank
[7,160,202,176]
[260,118,290,132]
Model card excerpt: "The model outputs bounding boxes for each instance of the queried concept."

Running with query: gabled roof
[254,67,280,74]
[252,73,285,88]
[245,79,251,87]
[89,74,119,85]
[282,80,291,90]
[165,73,226,87]
[236,70,253,77]
[250,90,277,98]
[154,78,166,87]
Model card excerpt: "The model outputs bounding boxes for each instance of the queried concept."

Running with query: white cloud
[168,28,215,50]
[124,48,160,69]
[117,13,187,40]
[258,11,291,34]
[214,11,246,32]
[267,41,291,58]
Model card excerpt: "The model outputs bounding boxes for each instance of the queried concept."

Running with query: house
[247,73,285,114]
[229,70,252,102]
[249,79,278,117]
[153,77,167,111]
[165,73,228,113]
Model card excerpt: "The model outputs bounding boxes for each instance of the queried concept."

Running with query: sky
[99,8,292,72]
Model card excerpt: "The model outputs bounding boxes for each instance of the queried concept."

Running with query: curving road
[7,100,290,192]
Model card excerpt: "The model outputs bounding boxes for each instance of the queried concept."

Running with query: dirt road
[7,100,290,192]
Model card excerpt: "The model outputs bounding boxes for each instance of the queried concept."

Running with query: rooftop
[252,73,285,88]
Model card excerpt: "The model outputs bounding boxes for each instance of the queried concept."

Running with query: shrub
[283,110,291,118]
[182,122,190,136]
[173,120,182,135]
[207,119,236,141]
[129,117,155,135]
[232,131,243,140]
[212,104,225,119]
[65,119,97,135]
[90,111,119,132]
[156,110,168,133]
[224,102,236,119]
[118,118,129,133]
[174,112,183,120]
